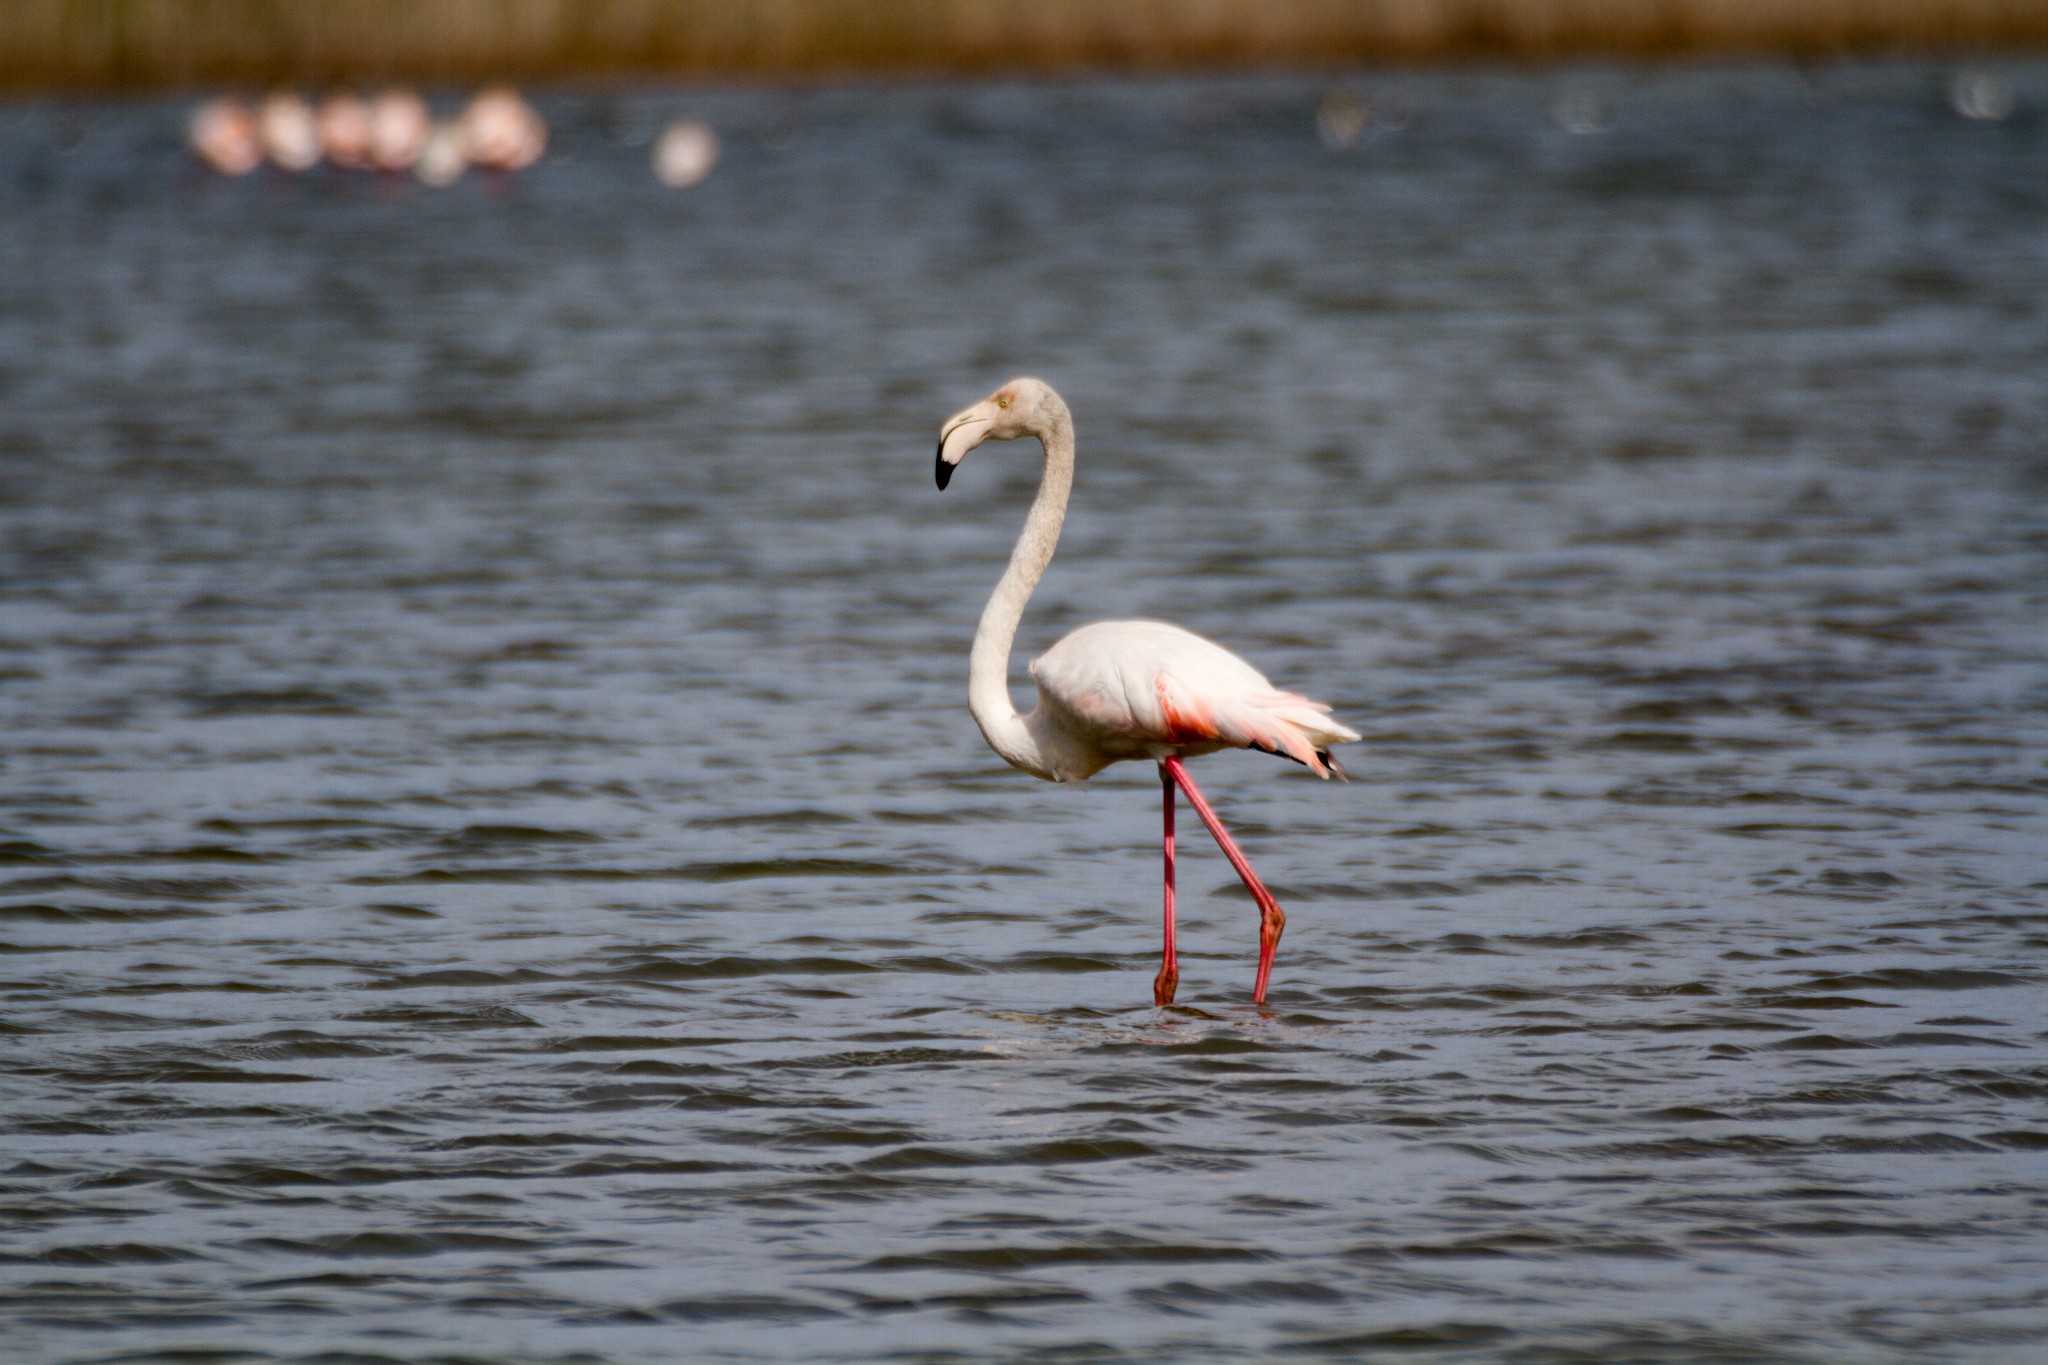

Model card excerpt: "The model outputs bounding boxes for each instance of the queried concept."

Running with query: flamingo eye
[997,396,1009,408]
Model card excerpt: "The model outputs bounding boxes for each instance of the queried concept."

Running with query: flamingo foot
[1252,901,1286,1005]
[1154,961,1179,1006]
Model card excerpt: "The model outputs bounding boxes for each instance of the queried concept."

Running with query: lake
[2,63,2045,1364]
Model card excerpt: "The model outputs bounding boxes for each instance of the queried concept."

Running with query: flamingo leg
[1162,755,1287,1004]
[1155,762,1178,1006]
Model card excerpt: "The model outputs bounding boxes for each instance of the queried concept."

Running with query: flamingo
[189,98,262,176]
[368,89,432,174]
[257,92,321,172]
[935,378,1359,1006]
[316,92,373,170]
[461,87,548,173]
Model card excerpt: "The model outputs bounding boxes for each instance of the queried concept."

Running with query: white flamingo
[189,98,262,176]
[936,378,1358,1006]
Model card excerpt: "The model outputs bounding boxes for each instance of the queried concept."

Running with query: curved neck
[968,404,1074,778]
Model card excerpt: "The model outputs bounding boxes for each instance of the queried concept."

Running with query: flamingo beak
[935,405,994,489]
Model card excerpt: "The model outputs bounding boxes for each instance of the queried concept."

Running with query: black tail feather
[1247,738,1348,780]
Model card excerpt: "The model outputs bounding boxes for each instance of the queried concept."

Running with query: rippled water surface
[3,66,2047,1364]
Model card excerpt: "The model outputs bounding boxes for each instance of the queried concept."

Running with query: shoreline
[5,0,2045,93]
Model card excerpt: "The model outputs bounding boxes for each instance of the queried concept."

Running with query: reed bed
[3,0,2045,90]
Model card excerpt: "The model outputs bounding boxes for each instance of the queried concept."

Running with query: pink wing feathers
[1155,669,1349,777]
[1031,620,1359,778]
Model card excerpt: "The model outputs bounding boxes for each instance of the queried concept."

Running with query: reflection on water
[2,65,2046,1365]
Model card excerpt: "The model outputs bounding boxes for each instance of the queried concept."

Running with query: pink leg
[1163,755,1287,1004]
[1155,762,1178,1006]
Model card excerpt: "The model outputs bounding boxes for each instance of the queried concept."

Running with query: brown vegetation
[4,0,2044,91]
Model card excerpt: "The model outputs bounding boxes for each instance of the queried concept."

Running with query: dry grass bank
[4,0,2045,91]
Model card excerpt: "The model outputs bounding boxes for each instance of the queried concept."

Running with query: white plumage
[1031,619,1356,779]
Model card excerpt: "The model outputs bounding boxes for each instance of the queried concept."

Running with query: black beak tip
[934,445,953,490]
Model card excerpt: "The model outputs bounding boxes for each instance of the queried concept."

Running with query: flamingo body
[935,377,1357,1005]
[1029,619,1353,781]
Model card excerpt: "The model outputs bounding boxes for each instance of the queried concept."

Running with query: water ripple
[2,64,2046,1365]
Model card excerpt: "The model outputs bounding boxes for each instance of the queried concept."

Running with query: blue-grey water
[2,65,2046,1365]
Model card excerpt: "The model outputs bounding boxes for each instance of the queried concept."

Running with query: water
[2,66,2046,1365]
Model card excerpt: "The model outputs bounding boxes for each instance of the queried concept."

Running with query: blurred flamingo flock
[183,67,2020,192]
[188,85,722,188]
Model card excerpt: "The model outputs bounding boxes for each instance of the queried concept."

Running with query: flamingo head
[935,377,1059,489]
